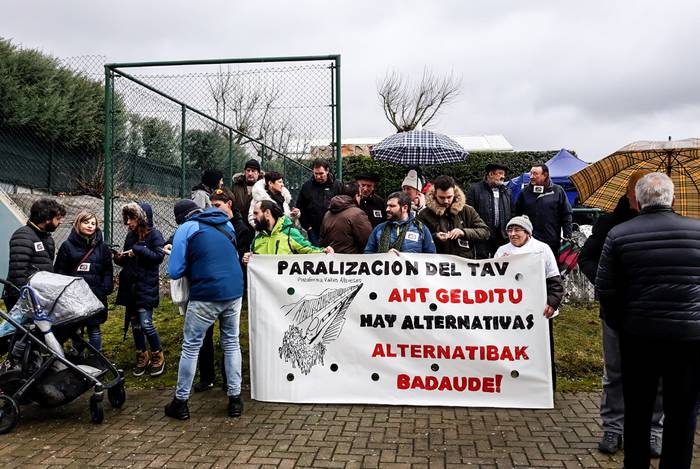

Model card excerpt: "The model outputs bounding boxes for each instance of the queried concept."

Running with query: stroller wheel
[89,394,104,424]
[108,382,126,409]
[0,395,20,434]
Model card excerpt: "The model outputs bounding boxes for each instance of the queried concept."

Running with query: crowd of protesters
[2,157,699,468]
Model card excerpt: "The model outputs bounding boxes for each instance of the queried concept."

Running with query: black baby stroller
[0,271,126,433]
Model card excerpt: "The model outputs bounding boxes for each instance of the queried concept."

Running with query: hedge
[341,151,565,198]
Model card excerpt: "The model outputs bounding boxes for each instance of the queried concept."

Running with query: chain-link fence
[0,48,340,268]
[105,56,341,249]
[0,53,108,251]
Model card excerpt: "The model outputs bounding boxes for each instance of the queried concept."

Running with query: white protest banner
[248,252,553,408]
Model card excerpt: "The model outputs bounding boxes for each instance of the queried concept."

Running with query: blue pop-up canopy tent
[507,149,588,205]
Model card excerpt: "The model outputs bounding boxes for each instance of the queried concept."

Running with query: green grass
[4,297,604,393]
[100,298,250,391]
[554,302,604,392]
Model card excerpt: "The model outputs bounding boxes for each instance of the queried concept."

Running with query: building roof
[306,134,513,152]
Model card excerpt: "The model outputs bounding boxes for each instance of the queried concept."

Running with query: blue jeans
[73,325,102,352]
[129,307,162,352]
[175,298,242,400]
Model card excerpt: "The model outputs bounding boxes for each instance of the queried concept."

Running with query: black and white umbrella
[370,129,468,166]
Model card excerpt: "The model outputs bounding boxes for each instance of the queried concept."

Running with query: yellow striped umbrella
[570,138,700,218]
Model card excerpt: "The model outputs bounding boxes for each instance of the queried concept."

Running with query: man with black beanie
[232,159,263,233]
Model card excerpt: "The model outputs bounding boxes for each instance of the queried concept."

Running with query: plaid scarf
[378,219,420,253]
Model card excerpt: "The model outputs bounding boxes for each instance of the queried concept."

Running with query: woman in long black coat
[114,202,166,378]
[54,211,114,351]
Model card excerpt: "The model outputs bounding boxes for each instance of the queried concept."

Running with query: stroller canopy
[11,271,104,326]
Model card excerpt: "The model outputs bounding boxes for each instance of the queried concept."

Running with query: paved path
[0,390,698,468]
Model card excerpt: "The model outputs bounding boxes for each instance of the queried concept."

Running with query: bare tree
[378,68,461,132]
[207,66,234,125]
[256,115,294,156]
[207,68,283,147]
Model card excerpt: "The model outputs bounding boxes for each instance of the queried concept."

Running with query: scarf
[378,220,411,253]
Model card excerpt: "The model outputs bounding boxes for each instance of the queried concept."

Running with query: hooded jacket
[320,195,373,254]
[191,185,212,209]
[115,202,165,309]
[417,185,490,258]
[3,222,56,303]
[168,209,244,302]
[54,228,114,308]
[515,180,573,245]
[296,173,343,235]
[251,215,324,255]
[248,178,296,226]
[596,206,700,340]
[232,171,263,228]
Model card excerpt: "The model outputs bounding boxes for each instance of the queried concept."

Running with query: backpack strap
[74,246,97,273]
[197,219,237,249]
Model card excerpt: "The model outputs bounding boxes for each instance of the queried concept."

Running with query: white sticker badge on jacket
[373,210,383,218]
[34,242,45,252]
[77,263,91,272]
[405,232,419,242]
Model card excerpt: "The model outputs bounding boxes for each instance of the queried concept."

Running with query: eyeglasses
[507,227,525,233]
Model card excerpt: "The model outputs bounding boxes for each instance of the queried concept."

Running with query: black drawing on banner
[279,283,363,375]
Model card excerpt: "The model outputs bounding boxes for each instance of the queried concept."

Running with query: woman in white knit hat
[495,215,564,391]
[401,169,426,214]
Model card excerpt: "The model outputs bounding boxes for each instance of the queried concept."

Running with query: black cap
[244,159,261,171]
[354,172,380,182]
[174,199,201,225]
[485,163,509,173]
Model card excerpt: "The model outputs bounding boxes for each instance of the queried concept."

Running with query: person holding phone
[417,175,490,259]
[114,202,166,377]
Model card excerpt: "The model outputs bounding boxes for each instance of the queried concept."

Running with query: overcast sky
[3,0,699,161]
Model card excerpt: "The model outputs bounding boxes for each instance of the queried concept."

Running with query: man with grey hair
[596,172,700,469]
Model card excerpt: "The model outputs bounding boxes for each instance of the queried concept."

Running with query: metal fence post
[334,55,342,181]
[228,128,234,187]
[180,105,187,198]
[103,66,114,244]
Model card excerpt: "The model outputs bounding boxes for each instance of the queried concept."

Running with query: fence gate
[103,55,341,246]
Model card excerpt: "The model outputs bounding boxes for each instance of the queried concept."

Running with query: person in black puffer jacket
[114,202,166,378]
[3,198,66,310]
[578,170,664,457]
[296,158,342,245]
[596,172,700,469]
[515,164,572,257]
[54,211,114,351]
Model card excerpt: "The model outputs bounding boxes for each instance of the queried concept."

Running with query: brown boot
[133,350,150,377]
[148,350,165,377]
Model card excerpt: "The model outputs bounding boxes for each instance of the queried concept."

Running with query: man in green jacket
[242,200,333,263]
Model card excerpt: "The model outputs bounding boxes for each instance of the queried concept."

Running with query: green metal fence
[104,55,342,245]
